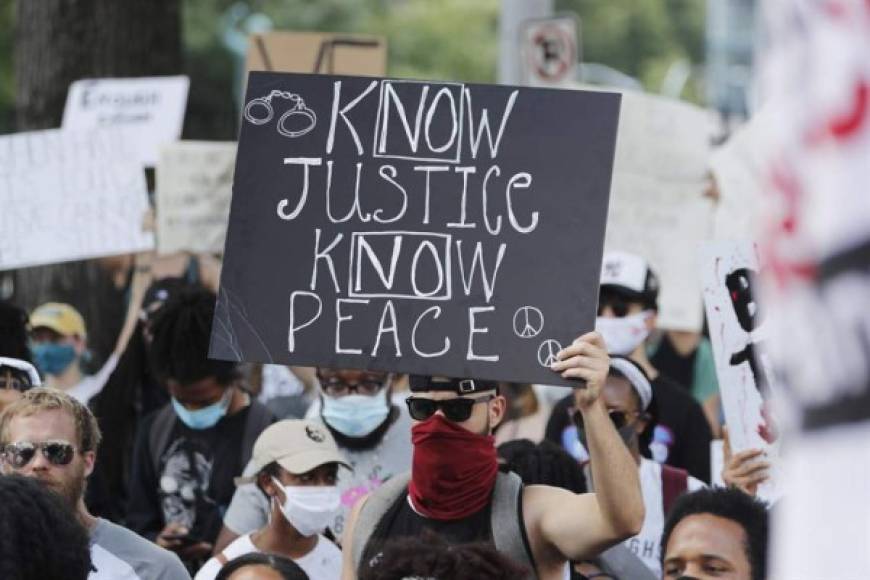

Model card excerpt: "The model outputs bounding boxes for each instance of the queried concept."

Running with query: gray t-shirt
[223,406,413,539]
[90,518,190,580]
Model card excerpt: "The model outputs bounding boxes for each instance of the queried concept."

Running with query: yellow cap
[30,303,86,338]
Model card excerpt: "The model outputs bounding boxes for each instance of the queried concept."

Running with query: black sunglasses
[2,440,77,469]
[597,293,632,317]
[406,395,495,422]
[572,409,636,430]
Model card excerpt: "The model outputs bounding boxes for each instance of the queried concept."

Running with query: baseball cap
[236,420,351,485]
[409,375,499,394]
[0,357,41,391]
[600,251,659,307]
[30,303,86,338]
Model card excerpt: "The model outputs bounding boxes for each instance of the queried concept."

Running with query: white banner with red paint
[758,1,870,577]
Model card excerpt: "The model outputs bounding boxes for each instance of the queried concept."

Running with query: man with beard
[0,387,189,579]
[214,368,411,552]
[343,332,644,580]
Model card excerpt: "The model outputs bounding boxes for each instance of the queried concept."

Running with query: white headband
[609,357,652,411]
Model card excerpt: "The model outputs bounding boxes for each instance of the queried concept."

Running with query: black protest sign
[210,72,619,386]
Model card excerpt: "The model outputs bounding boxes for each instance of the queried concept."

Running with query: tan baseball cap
[236,420,351,485]
[30,303,87,338]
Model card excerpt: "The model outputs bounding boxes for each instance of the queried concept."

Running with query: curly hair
[360,529,529,580]
[148,288,239,387]
[0,387,102,452]
[215,552,309,580]
[497,439,587,494]
[661,487,769,580]
[0,474,91,580]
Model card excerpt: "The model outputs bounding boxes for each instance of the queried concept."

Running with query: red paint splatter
[806,80,870,145]
[825,0,848,18]
[759,162,817,290]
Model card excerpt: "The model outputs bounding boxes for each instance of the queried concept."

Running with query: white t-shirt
[194,533,341,580]
[68,354,119,405]
[624,458,706,578]
[89,518,189,580]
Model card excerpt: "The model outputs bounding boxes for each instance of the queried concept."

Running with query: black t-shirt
[362,492,494,572]
[126,405,250,543]
[544,375,712,483]
[650,335,695,394]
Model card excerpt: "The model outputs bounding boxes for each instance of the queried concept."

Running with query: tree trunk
[12,0,182,365]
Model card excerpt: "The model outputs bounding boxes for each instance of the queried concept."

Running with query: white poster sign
[604,90,717,331]
[0,129,154,270]
[156,141,237,255]
[62,76,189,167]
[700,240,782,500]
[709,107,775,240]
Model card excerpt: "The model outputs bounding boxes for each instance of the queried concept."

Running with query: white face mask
[596,311,652,356]
[271,478,340,537]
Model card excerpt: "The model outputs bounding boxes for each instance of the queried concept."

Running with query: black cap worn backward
[409,375,500,394]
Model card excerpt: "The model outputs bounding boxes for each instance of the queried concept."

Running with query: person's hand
[155,522,213,558]
[550,331,610,411]
[722,426,770,497]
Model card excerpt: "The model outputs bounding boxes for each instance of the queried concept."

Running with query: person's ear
[635,412,651,435]
[490,394,507,429]
[258,472,279,498]
[644,311,657,332]
[82,450,96,478]
[72,336,87,356]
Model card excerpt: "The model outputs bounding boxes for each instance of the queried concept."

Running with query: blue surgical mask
[321,392,390,438]
[172,389,232,430]
[32,343,78,376]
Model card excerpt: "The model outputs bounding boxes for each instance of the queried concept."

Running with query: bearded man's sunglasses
[2,440,77,469]
[405,395,495,422]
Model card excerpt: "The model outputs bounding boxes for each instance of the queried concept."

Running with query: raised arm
[532,332,644,560]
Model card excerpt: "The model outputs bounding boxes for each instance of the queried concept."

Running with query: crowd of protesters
[0,250,772,580]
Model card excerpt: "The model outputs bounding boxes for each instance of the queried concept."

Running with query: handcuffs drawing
[243,90,317,138]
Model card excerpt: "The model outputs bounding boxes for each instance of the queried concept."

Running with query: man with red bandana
[342,332,644,580]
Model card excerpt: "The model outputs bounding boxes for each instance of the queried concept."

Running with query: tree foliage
[1,0,706,137]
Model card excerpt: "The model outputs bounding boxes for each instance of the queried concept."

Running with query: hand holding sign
[550,332,610,410]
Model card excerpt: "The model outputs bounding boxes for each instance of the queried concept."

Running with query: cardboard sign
[700,240,781,500]
[709,107,775,240]
[0,129,154,270]
[210,72,620,385]
[62,76,189,167]
[520,16,579,87]
[603,90,717,331]
[156,141,237,255]
[245,32,386,76]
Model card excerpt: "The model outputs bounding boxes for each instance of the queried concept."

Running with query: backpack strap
[148,405,178,476]
[240,399,274,468]
[491,471,537,579]
[352,472,412,572]
[661,464,689,516]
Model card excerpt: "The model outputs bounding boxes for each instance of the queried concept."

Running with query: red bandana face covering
[408,414,499,520]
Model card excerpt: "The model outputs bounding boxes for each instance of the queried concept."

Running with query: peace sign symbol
[513,306,544,339]
[537,339,563,367]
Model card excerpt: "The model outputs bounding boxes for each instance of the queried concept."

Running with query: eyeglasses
[406,395,495,423]
[572,409,637,430]
[2,440,77,469]
[320,375,385,397]
[597,293,632,317]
